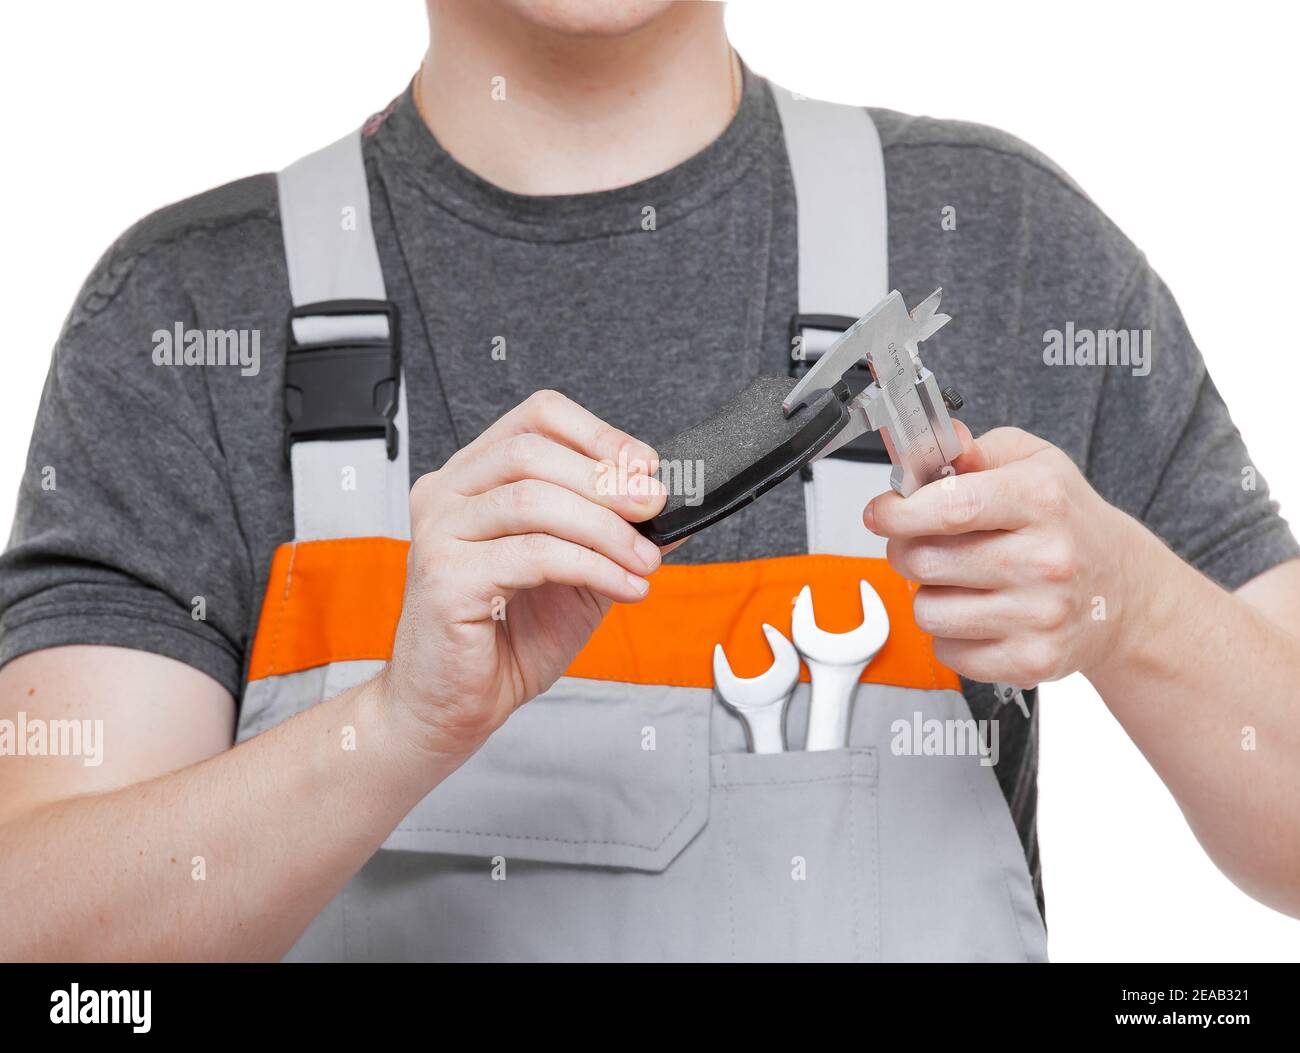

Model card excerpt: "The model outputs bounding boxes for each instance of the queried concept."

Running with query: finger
[946,417,982,475]
[658,537,689,558]
[865,419,977,528]
[866,461,1037,538]
[450,480,661,575]
[912,585,1023,641]
[472,389,659,474]
[954,425,1052,475]
[439,432,668,523]
[479,533,651,604]
[887,532,1024,589]
[929,637,1029,687]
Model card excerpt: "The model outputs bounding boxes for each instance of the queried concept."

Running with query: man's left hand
[865,424,1147,689]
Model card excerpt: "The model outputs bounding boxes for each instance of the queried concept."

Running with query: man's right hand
[381,390,667,760]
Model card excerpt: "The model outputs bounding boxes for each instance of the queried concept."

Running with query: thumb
[951,423,1051,474]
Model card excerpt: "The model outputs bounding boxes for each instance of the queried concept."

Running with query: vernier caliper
[783,288,963,495]
[637,287,1033,718]
[783,289,1031,718]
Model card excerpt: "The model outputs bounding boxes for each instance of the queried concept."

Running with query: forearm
[1087,519,1300,915]
[0,675,451,961]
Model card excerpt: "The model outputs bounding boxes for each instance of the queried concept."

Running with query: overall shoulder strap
[277,131,412,541]
[770,85,887,335]
[770,85,891,557]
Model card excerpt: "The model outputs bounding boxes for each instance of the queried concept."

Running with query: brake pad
[636,375,849,545]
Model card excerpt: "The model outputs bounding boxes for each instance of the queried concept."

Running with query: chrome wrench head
[792,580,890,751]
[712,624,800,753]
[791,580,890,668]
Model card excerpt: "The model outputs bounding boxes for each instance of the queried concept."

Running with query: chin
[492,0,682,37]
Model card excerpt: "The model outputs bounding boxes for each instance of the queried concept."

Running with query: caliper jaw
[789,288,963,497]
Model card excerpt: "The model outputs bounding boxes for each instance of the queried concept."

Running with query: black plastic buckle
[284,299,401,460]
[788,312,888,466]
[788,312,860,364]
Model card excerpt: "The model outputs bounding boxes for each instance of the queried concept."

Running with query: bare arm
[0,391,665,961]
[871,425,1300,918]
[1087,548,1300,917]
[0,645,444,961]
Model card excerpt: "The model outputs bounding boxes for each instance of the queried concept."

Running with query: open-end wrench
[712,624,801,754]
[792,580,890,751]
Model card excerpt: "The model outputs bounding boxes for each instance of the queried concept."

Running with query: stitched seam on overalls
[714,773,861,790]
[907,578,943,691]
[396,706,699,853]
[850,774,862,962]
[966,747,1034,960]
[720,755,738,963]
[870,780,882,961]
[568,671,946,691]
[266,542,299,677]
[281,649,394,665]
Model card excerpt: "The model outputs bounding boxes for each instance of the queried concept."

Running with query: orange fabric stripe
[247,538,958,692]
[247,537,409,682]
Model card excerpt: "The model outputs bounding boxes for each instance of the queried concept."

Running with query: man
[0,0,1297,961]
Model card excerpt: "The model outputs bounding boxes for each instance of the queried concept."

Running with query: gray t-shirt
[2,71,1295,917]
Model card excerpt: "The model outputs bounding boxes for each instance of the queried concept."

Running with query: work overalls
[236,87,1049,962]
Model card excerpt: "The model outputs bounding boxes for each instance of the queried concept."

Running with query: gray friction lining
[654,374,837,517]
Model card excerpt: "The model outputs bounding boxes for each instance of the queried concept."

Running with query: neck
[418,1,736,195]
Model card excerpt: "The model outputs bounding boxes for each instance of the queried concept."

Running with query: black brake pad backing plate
[636,374,849,545]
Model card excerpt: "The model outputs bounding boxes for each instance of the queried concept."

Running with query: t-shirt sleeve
[1085,259,1299,590]
[0,240,253,696]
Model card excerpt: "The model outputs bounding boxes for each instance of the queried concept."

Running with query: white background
[1,1,1297,961]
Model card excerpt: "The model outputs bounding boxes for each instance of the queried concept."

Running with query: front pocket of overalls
[707,747,880,962]
[381,677,711,869]
[328,677,714,961]
[345,688,880,961]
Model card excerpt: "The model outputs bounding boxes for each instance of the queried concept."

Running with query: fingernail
[627,472,665,503]
[634,534,661,570]
[620,442,658,476]
[625,572,650,597]
[863,501,876,531]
